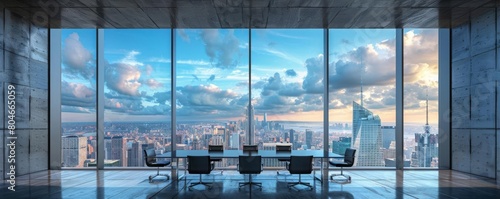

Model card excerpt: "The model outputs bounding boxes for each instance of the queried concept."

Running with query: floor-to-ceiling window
[175,29,249,167]
[60,29,96,168]
[328,29,396,167]
[54,27,441,169]
[251,29,324,167]
[103,29,172,167]
[403,29,439,168]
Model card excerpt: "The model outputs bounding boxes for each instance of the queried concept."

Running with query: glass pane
[329,29,396,167]
[251,29,324,155]
[103,29,172,167]
[403,29,439,168]
[175,29,249,167]
[61,29,96,168]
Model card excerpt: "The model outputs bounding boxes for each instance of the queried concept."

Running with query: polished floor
[1,169,500,199]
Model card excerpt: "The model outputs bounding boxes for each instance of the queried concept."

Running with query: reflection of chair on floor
[238,155,263,190]
[187,156,214,190]
[208,145,224,175]
[276,144,292,176]
[329,148,356,183]
[143,149,170,183]
[287,156,314,191]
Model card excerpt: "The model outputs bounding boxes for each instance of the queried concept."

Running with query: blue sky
[60,28,439,124]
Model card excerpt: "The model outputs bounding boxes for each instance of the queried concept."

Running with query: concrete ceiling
[2,0,498,28]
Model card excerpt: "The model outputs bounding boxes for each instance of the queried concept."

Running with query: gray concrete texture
[1,7,49,179]
[451,7,499,180]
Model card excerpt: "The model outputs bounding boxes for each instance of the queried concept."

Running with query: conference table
[157,150,343,183]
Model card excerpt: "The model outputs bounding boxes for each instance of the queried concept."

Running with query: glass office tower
[352,102,384,166]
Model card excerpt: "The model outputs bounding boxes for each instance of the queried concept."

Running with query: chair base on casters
[238,182,262,189]
[287,175,313,191]
[239,175,262,190]
[148,172,170,183]
[188,175,212,190]
[287,181,313,191]
[330,174,351,184]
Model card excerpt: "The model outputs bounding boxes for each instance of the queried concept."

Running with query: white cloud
[105,63,142,96]
[63,33,92,69]
[119,51,143,66]
[144,78,163,89]
[177,60,210,65]
[149,58,171,63]
[62,33,94,79]
[200,29,241,69]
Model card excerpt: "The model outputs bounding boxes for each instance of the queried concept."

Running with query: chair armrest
[261,164,264,172]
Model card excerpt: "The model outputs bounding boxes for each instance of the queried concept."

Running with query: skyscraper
[62,136,88,167]
[381,126,395,149]
[245,104,255,145]
[230,132,240,149]
[305,129,313,149]
[352,101,384,166]
[127,141,142,167]
[413,97,438,167]
[110,136,127,167]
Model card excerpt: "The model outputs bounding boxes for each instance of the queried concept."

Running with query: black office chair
[286,156,314,191]
[329,148,356,184]
[243,144,258,152]
[208,145,224,175]
[187,156,214,190]
[143,149,170,183]
[237,155,263,190]
[276,144,292,176]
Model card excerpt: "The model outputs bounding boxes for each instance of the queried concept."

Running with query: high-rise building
[262,112,268,130]
[305,129,313,149]
[289,129,295,149]
[413,133,438,167]
[210,135,224,146]
[127,141,142,167]
[105,136,127,167]
[245,104,255,145]
[230,132,240,149]
[381,126,395,149]
[352,101,384,166]
[332,137,351,155]
[62,136,88,167]
[412,96,439,167]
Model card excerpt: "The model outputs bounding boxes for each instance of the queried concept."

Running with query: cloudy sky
[60,28,438,125]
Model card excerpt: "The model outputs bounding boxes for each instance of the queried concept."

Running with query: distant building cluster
[61,103,438,168]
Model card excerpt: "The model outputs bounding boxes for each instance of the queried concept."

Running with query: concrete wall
[1,7,49,179]
[451,8,498,179]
